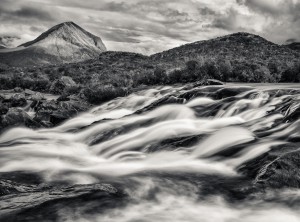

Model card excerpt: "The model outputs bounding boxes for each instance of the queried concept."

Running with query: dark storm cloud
[198,7,217,16]
[12,6,54,21]
[286,38,298,43]
[0,1,55,22]
[101,2,129,12]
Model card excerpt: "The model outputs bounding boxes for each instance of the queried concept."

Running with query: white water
[0,84,299,221]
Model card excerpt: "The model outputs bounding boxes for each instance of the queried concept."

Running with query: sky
[0,0,299,54]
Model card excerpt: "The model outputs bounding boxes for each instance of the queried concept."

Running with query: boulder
[28,92,45,101]
[49,99,90,125]
[34,100,59,122]
[50,76,77,94]
[212,87,253,99]
[13,87,23,93]
[24,89,35,96]
[34,97,90,126]
[2,93,27,107]
[239,143,300,189]
[57,95,70,101]
[0,103,8,115]
[1,108,40,129]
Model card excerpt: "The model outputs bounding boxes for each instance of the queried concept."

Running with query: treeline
[134,59,300,85]
[0,53,299,105]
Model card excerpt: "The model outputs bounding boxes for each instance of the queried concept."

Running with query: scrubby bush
[83,85,130,104]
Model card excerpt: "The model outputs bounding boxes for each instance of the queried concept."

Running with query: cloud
[236,0,300,42]
[12,6,54,21]
[286,38,298,43]
[237,0,300,16]
[0,0,299,54]
[0,36,20,47]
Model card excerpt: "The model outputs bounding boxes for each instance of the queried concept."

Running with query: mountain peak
[1,22,106,66]
[19,21,106,50]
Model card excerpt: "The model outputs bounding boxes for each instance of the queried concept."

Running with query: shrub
[83,85,130,104]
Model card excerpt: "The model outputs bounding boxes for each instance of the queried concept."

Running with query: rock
[29,92,45,101]
[34,100,59,122]
[206,79,224,85]
[50,76,77,94]
[37,100,58,111]
[57,95,70,101]
[1,108,40,129]
[239,143,300,189]
[40,120,53,128]
[34,98,90,126]
[13,87,23,93]
[182,80,206,90]
[24,89,35,96]
[34,109,53,123]
[2,93,27,107]
[212,87,253,99]
[0,103,8,115]
[283,101,300,122]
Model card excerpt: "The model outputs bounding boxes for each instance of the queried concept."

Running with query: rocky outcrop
[0,108,40,130]
[34,98,90,126]
[0,89,91,131]
[50,76,77,94]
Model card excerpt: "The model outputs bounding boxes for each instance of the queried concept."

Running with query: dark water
[1,84,300,221]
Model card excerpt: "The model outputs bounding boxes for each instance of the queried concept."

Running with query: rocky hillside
[151,32,299,67]
[0,22,106,67]
[150,32,300,81]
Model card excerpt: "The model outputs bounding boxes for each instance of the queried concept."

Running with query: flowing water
[1,83,300,221]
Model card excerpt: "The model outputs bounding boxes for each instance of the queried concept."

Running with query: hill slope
[0,22,106,67]
[150,32,300,82]
[286,42,300,51]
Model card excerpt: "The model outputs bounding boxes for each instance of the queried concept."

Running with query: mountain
[151,32,299,69]
[0,22,106,67]
[286,42,300,51]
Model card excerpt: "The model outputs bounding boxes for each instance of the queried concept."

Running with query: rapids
[0,83,300,221]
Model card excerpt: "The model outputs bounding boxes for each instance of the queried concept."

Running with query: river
[0,83,300,221]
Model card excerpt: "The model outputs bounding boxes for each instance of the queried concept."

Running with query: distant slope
[151,32,300,69]
[0,22,106,67]
[286,42,300,51]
